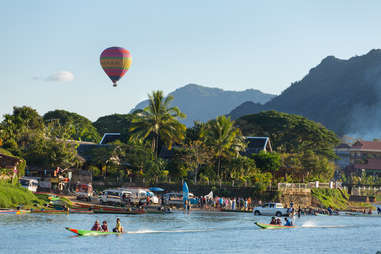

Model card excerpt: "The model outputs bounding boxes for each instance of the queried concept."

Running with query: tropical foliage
[201,116,244,179]
[43,109,101,143]
[236,110,339,159]
[93,114,133,143]
[0,106,80,170]
[0,94,340,188]
[129,90,186,158]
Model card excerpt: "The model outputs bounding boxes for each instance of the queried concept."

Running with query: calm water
[1,211,381,254]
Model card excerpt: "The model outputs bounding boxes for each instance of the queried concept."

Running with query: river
[1,211,380,254]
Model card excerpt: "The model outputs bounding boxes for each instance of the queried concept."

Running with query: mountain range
[230,49,381,137]
[130,84,275,126]
[130,49,381,138]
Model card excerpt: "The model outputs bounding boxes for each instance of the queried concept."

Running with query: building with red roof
[340,140,381,176]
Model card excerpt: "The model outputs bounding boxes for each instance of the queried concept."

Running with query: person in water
[284,217,292,226]
[101,221,108,232]
[91,220,102,231]
[113,218,124,233]
[270,217,276,225]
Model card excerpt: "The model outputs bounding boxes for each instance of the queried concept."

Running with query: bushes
[311,188,349,210]
[0,183,46,208]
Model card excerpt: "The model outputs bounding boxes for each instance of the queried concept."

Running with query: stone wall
[279,189,312,208]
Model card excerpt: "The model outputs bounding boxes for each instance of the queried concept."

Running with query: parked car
[75,183,93,201]
[163,192,195,206]
[253,203,289,216]
[120,188,148,205]
[99,189,132,205]
[19,177,39,192]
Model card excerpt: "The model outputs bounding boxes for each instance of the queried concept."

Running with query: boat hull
[93,208,144,214]
[65,227,120,236]
[0,210,30,215]
[255,222,295,229]
[31,210,69,214]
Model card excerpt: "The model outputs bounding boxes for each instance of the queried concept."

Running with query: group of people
[269,216,293,226]
[214,197,252,211]
[91,218,124,233]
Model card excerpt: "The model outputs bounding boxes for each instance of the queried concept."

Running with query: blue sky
[2,1,381,121]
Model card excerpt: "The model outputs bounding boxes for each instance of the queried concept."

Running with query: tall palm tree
[129,90,186,158]
[202,115,241,179]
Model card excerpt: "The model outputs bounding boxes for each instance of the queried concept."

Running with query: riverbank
[0,183,47,209]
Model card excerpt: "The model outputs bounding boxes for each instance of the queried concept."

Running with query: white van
[121,188,148,205]
[163,192,194,206]
[99,189,132,205]
[20,177,39,192]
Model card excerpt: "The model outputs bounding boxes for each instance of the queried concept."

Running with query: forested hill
[130,84,275,126]
[229,49,381,136]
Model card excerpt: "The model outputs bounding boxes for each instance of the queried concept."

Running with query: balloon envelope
[100,47,132,86]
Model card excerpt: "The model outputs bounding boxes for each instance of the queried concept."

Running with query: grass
[0,183,47,209]
[0,148,14,156]
[311,188,349,210]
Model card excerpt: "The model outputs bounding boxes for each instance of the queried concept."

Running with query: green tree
[236,110,339,160]
[202,115,241,179]
[43,109,101,143]
[93,114,133,143]
[181,140,213,183]
[280,153,303,182]
[129,90,186,158]
[0,106,45,155]
[124,141,154,179]
[226,156,256,186]
[252,151,281,174]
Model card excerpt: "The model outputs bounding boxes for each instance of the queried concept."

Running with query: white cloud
[45,71,74,82]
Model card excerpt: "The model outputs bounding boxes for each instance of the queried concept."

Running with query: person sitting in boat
[276,218,282,225]
[91,220,102,231]
[377,207,381,214]
[270,217,277,225]
[113,218,124,233]
[101,221,108,232]
[284,218,292,226]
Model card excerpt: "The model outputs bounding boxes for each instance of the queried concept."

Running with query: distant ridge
[131,84,275,126]
[229,49,381,137]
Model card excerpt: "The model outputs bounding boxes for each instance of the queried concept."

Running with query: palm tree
[129,90,186,158]
[202,115,241,180]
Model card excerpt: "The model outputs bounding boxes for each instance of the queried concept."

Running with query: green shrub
[311,188,349,210]
[0,183,46,208]
[88,165,100,177]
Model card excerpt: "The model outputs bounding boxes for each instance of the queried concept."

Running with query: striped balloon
[100,47,132,87]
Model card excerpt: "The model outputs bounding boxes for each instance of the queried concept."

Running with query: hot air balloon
[100,47,132,87]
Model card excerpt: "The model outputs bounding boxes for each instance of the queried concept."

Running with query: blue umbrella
[149,187,164,192]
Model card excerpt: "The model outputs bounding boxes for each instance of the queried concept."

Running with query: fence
[351,185,381,196]
[277,181,343,191]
